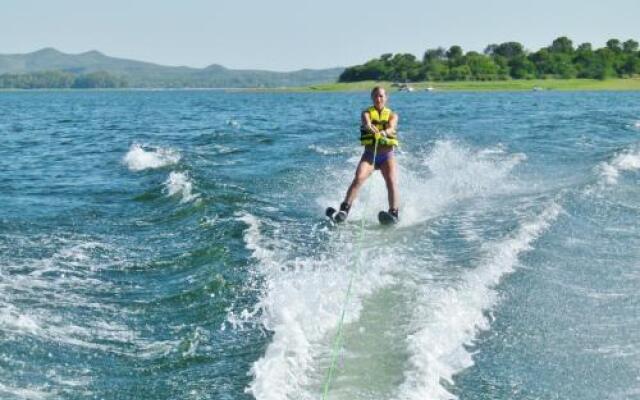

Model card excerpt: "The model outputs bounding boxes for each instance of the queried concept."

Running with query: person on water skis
[327,86,400,224]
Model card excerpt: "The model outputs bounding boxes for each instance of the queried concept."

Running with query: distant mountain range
[0,48,344,88]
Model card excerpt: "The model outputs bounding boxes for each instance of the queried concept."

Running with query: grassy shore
[3,78,639,92]
[304,78,640,92]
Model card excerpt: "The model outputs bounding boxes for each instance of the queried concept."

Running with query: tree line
[339,37,640,82]
[0,70,128,89]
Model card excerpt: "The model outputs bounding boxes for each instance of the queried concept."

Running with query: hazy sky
[2,0,638,71]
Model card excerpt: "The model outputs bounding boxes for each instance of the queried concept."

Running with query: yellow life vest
[360,106,399,147]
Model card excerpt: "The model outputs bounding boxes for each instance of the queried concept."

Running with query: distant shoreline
[300,78,640,92]
[2,78,640,92]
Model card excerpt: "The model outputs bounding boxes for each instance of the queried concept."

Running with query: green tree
[529,48,554,77]
[464,51,499,80]
[72,71,127,88]
[576,42,592,52]
[447,65,471,81]
[551,54,577,78]
[509,55,536,79]
[380,53,393,62]
[621,54,640,76]
[485,42,527,78]
[623,39,639,53]
[606,39,622,53]
[574,43,595,78]
[422,48,447,80]
[423,47,446,63]
[492,56,510,79]
[389,53,421,81]
[590,48,617,79]
[489,42,525,59]
[339,60,386,81]
[446,46,464,68]
[620,40,640,76]
[549,36,574,54]
[337,36,640,83]
[484,44,498,55]
[0,70,127,88]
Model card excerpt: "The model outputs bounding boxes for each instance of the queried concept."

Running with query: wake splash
[163,171,200,203]
[242,139,554,399]
[322,140,526,226]
[237,213,397,400]
[598,146,640,185]
[396,202,561,400]
[403,141,525,224]
[121,144,200,203]
[122,143,181,171]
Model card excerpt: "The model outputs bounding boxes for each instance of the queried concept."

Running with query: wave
[163,171,200,203]
[598,147,640,185]
[122,143,181,171]
[404,141,526,224]
[242,139,542,399]
[237,212,396,400]
[0,234,176,358]
[395,202,561,400]
[0,382,53,400]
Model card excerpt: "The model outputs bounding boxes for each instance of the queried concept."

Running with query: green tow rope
[321,137,380,399]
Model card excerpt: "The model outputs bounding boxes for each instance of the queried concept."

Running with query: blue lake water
[1,89,640,399]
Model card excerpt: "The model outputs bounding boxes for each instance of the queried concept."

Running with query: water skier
[328,86,400,224]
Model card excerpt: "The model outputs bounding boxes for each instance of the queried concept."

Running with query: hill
[0,48,344,88]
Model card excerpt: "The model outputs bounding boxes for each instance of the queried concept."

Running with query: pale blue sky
[2,0,638,71]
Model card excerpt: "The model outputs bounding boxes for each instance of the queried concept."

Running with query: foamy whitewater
[2,90,640,399]
[243,140,558,400]
[600,147,640,185]
[164,171,200,203]
[123,143,181,171]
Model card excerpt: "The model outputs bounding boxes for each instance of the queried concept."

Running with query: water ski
[378,210,398,225]
[325,207,348,223]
